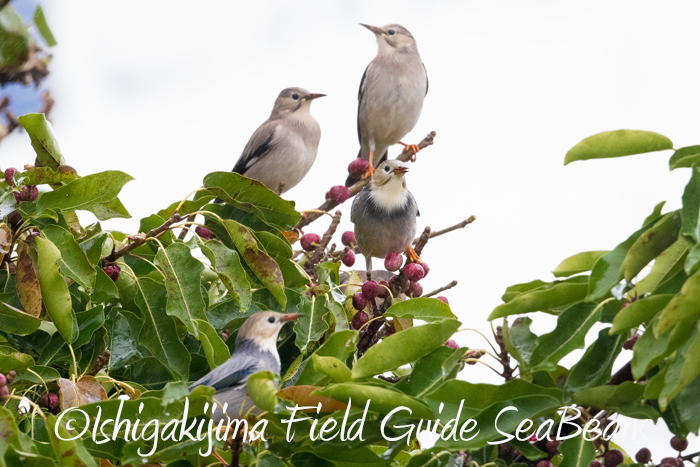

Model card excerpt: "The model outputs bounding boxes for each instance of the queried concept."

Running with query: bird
[351,159,420,277]
[189,311,300,422]
[231,87,325,195]
[346,24,428,187]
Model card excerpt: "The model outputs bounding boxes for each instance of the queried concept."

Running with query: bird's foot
[399,142,421,162]
[405,246,422,264]
[364,164,376,179]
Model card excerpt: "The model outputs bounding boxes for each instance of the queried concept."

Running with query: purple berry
[328,185,351,204]
[404,263,425,282]
[348,158,369,178]
[39,393,60,414]
[389,275,410,293]
[300,233,320,252]
[661,459,681,467]
[623,334,639,350]
[635,448,651,464]
[351,311,369,330]
[221,331,230,341]
[352,292,367,311]
[671,437,688,452]
[0,374,6,386]
[4,167,18,186]
[13,190,28,203]
[22,185,38,201]
[342,250,355,267]
[444,339,459,350]
[621,301,630,309]
[362,281,379,300]
[437,296,449,304]
[546,440,561,456]
[7,210,20,226]
[377,281,389,298]
[537,462,553,467]
[195,225,211,240]
[408,281,423,298]
[420,262,430,277]
[104,264,121,282]
[604,449,624,467]
[384,252,402,272]
[591,462,604,467]
[341,231,355,247]
[0,386,8,398]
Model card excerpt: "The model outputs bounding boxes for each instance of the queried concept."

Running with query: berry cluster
[0,371,16,398]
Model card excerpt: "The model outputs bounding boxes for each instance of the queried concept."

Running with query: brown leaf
[58,376,107,410]
[277,385,351,412]
[0,223,10,255]
[15,242,42,318]
[282,229,300,244]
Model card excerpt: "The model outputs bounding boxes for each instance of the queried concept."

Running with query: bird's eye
[387,30,395,35]
[268,316,275,323]
[384,166,390,172]
[292,94,299,100]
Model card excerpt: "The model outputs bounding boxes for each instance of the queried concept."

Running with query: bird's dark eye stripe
[268,316,275,323]
[292,94,299,100]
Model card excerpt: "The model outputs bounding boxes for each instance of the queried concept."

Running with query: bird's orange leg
[399,142,421,162]
[405,245,422,263]
[364,150,376,179]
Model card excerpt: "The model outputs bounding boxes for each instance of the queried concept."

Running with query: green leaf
[656,268,700,335]
[33,6,56,46]
[313,382,434,419]
[0,300,40,335]
[657,322,700,409]
[632,315,695,378]
[384,297,457,322]
[37,171,134,213]
[629,240,688,295]
[294,294,331,353]
[104,310,141,370]
[552,251,609,278]
[72,306,105,347]
[530,302,603,372]
[134,277,191,381]
[574,382,659,419]
[17,166,77,186]
[565,328,624,394]
[35,237,74,343]
[46,414,99,467]
[13,365,60,384]
[502,280,548,302]
[620,211,681,281]
[201,239,252,311]
[247,370,279,412]
[0,348,34,373]
[203,171,301,230]
[681,165,700,244]
[0,6,30,68]
[559,435,596,467]
[195,319,230,369]
[17,114,65,170]
[311,355,352,383]
[351,318,461,379]
[0,406,42,467]
[564,130,672,165]
[87,197,131,220]
[41,225,96,290]
[402,346,465,397]
[489,276,588,320]
[220,219,286,308]
[295,330,358,386]
[610,294,673,334]
[660,373,700,436]
[503,317,537,375]
[669,145,700,170]
[154,242,207,338]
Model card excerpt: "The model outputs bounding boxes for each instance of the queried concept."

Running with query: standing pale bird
[346,24,428,187]
[189,311,300,422]
[232,87,325,194]
[351,160,420,276]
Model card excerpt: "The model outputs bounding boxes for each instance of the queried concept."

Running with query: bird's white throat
[370,176,409,211]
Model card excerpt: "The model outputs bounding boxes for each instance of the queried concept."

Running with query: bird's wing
[409,190,420,217]
[356,64,371,144]
[232,120,278,175]
[423,63,429,96]
[189,354,260,392]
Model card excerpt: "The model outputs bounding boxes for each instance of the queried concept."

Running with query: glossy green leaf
[384,297,457,322]
[104,309,141,370]
[37,171,134,213]
[0,406,43,467]
[573,382,659,419]
[564,130,672,165]
[201,239,252,311]
[312,355,352,383]
[13,365,60,384]
[621,211,681,281]
[204,172,301,230]
[656,268,700,335]
[314,382,434,419]
[41,225,96,290]
[17,166,77,186]
[559,435,596,467]
[134,277,191,381]
[154,242,207,338]
[659,373,700,436]
[502,280,548,302]
[402,346,465,397]
[632,315,695,378]
[552,251,608,278]
[629,240,688,296]
[0,349,34,373]
[682,165,700,243]
[669,145,700,170]
[33,6,56,46]
[87,197,131,220]
[35,236,74,343]
[503,317,537,374]
[295,330,358,386]
[658,322,700,409]
[565,328,624,394]
[47,414,99,467]
[294,294,331,353]
[0,6,29,68]
[0,300,40,335]
[17,113,65,170]
[610,294,673,334]
[247,370,279,412]
[72,306,105,347]
[530,302,602,372]
[196,319,230,369]
[351,318,460,379]
[490,276,588,320]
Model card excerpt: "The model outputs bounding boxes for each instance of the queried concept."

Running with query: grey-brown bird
[232,87,324,194]
[346,24,428,187]
[351,159,420,275]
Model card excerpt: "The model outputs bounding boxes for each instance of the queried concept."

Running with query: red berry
[408,281,423,298]
[546,440,561,456]
[362,280,379,300]
[384,252,402,272]
[591,462,604,467]
[352,292,367,311]
[377,281,389,298]
[300,233,321,252]
[7,210,20,226]
[671,437,688,452]
[623,334,638,350]
[437,296,449,304]
[22,185,38,201]
[420,262,430,277]
[195,225,211,240]
[604,450,624,467]
[342,250,355,267]
[351,311,369,330]
[661,459,681,467]
[328,185,351,204]
[404,263,425,282]
[4,167,18,186]
[444,339,459,350]
[528,433,538,443]
[347,158,369,178]
[0,385,8,397]
[661,463,678,467]
[13,190,28,203]
[104,264,121,282]
[341,231,356,247]
[39,393,60,414]
[0,374,6,386]
[635,448,651,463]
[221,331,230,340]
[537,461,553,467]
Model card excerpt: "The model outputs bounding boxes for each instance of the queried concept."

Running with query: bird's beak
[393,167,409,175]
[305,93,326,101]
[280,313,302,322]
[360,23,381,35]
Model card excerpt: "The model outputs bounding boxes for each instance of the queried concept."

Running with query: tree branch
[424,280,458,298]
[424,215,476,241]
[103,213,182,264]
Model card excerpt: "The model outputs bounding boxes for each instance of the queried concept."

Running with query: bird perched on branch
[351,159,420,276]
[231,87,324,194]
[189,311,300,422]
[346,24,428,187]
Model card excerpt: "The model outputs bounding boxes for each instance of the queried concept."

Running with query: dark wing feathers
[189,354,259,391]
[423,63,429,96]
[232,123,277,175]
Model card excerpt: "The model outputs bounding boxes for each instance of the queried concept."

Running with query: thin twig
[414,226,431,257]
[305,210,342,276]
[420,215,476,242]
[424,280,458,298]
[103,212,181,264]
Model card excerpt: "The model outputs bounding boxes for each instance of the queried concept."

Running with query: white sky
[2,0,699,458]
